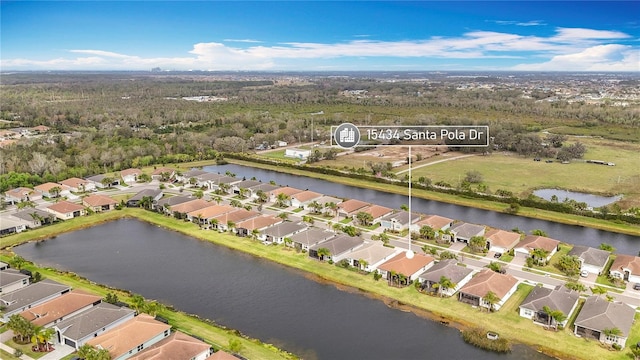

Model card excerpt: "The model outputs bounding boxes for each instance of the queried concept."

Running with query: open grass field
[402,135,640,208]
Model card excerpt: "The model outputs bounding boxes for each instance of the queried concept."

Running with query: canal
[204,164,639,256]
[16,220,549,360]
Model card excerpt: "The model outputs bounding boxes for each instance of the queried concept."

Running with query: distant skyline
[1,1,639,72]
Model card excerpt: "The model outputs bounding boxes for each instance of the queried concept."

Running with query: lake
[532,189,622,208]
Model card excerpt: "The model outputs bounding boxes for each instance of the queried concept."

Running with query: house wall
[1,291,67,322]
[58,311,136,349]
[193,349,211,360]
[581,262,604,275]
[519,307,535,320]
[0,278,29,294]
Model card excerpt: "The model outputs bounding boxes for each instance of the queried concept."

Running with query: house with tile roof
[268,187,304,205]
[46,200,86,220]
[20,290,102,327]
[568,245,611,275]
[4,187,40,204]
[514,235,560,262]
[120,168,143,184]
[574,296,635,348]
[519,285,580,328]
[378,253,435,286]
[485,228,521,254]
[207,350,239,360]
[359,205,394,224]
[83,194,117,212]
[210,209,260,233]
[609,254,640,283]
[0,279,71,322]
[169,199,210,220]
[337,199,370,218]
[86,313,172,360]
[458,269,519,311]
[151,167,175,181]
[128,331,213,360]
[34,182,70,198]
[288,227,335,251]
[291,190,324,209]
[156,196,194,214]
[410,214,454,233]
[0,269,30,294]
[54,302,136,350]
[186,204,235,226]
[418,259,475,297]
[309,234,365,262]
[234,215,283,237]
[343,242,402,273]
[60,177,95,192]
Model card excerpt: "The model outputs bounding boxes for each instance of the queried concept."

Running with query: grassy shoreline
[2,209,638,360]
[219,158,640,236]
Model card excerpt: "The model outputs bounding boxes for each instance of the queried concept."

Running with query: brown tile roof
[378,253,435,277]
[518,235,560,253]
[47,200,85,213]
[20,290,101,326]
[31,125,50,132]
[5,187,33,198]
[170,199,211,214]
[59,177,89,189]
[120,168,143,177]
[128,331,210,360]
[151,167,175,176]
[187,204,235,219]
[86,314,171,359]
[35,182,65,192]
[361,204,393,219]
[415,214,453,230]
[270,186,304,197]
[83,194,117,207]
[212,209,260,224]
[235,215,282,231]
[485,229,521,249]
[207,350,238,360]
[291,190,323,203]
[459,269,518,299]
[338,199,370,214]
[610,254,640,276]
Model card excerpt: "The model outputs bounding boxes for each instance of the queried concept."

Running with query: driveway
[39,344,75,360]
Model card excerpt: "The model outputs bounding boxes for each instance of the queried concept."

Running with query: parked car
[634,283,640,290]
[494,252,502,259]
[580,270,589,278]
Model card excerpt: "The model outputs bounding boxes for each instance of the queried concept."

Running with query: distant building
[284,148,311,160]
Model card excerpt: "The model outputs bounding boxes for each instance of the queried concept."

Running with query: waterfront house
[519,285,580,328]
[291,190,323,209]
[337,199,370,218]
[0,279,71,322]
[186,204,235,226]
[609,254,640,283]
[284,148,311,160]
[156,195,194,214]
[458,269,518,311]
[343,242,401,272]
[259,221,308,244]
[210,209,260,232]
[359,204,394,225]
[248,183,280,200]
[0,269,30,294]
[268,186,304,205]
[417,259,475,297]
[86,313,172,360]
[120,168,143,184]
[11,208,55,228]
[0,262,8,271]
[449,222,485,243]
[170,199,211,220]
[378,253,435,286]
[410,214,454,233]
[60,177,95,193]
[313,195,343,216]
[47,200,86,220]
[20,290,102,328]
[193,172,229,189]
[82,194,117,212]
[484,228,521,254]
[574,296,635,348]
[380,211,420,232]
[54,302,136,350]
[235,215,283,237]
[568,245,611,275]
[127,189,163,208]
[128,331,213,360]
[232,180,262,195]
[4,187,40,204]
[514,235,560,262]
[308,234,365,262]
[288,227,335,251]
[0,217,29,236]
[208,350,238,360]
[178,169,208,184]
[35,182,70,198]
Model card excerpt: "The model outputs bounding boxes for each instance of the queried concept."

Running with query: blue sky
[2,1,638,71]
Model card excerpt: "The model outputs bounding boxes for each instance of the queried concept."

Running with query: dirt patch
[350,146,453,166]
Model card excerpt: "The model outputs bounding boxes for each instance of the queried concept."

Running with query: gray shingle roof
[310,234,365,256]
[0,269,29,288]
[0,279,70,313]
[574,296,635,336]
[568,245,611,268]
[450,222,485,238]
[418,259,473,284]
[519,285,580,316]
[55,302,135,340]
[289,228,335,246]
[261,222,308,237]
[11,209,51,222]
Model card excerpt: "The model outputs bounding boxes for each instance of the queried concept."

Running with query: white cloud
[222,39,263,43]
[512,44,639,71]
[493,20,545,27]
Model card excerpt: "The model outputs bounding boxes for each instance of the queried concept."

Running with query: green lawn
[4,339,46,359]
[537,244,573,275]
[0,348,19,360]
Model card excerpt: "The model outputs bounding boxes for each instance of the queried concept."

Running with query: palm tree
[284,237,293,247]
[356,211,373,226]
[357,258,369,272]
[482,291,500,312]
[226,220,235,233]
[531,248,550,265]
[49,186,62,198]
[251,228,260,240]
[255,190,268,203]
[8,255,27,270]
[217,183,231,195]
[276,193,291,208]
[438,276,456,297]
[31,325,45,351]
[7,314,32,343]
[212,195,223,204]
[317,247,331,261]
[230,199,242,208]
[130,294,146,313]
[210,218,219,231]
[144,300,165,316]
[309,200,322,214]
[40,328,55,351]
[139,195,153,210]
[419,225,435,240]
[591,286,607,296]
[101,176,114,188]
[277,212,289,221]
[324,201,338,217]
[77,344,95,359]
[603,327,622,343]
[194,189,204,199]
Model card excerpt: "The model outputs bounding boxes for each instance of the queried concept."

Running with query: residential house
[34,182,70,198]
[337,199,370,218]
[568,246,611,275]
[232,180,262,195]
[170,199,211,220]
[418,259,475,297]
[207,175,240,193]
[458,269,519,311]
[86,313,172,360]
[83,194,117,212]
[11,209,55,228]
[46,201,86,220]
[514,235,560,262]
[187,204,235,227]
[288,227,335,251]
[410,214,454,234]
[0,279,71,322]
[574,296,635,348]
[449,222,485,243]
[128,331,213,360]
[609,254,640,283]
[358,205,394,225]
[208,350,238,360]
[150,167,175,181]
[248,183,280,200]
[519,285,580,328]
[0,269,30,294]
[269,187,304,205]
[120,168,143,184]
[4,187,40,204]
[378,253,435,286]
[309,234,365,262]
[54,302,136,350]
[210,209,260,233]
[313,195,343,216]
[343,242,401,273]
[127,189,163,208]
[234,215,283,237]
[86,174,120,189]
[156,195,194,214]
[484,228,521,254]
[59,177,95,193]
[259,222,308,244]
[20,290,102,328]
[0,262,8,271]
[380,211,420,232]
[284,148,311,160]
[178,169,208,183]
[0,217,29,236]
[193,172,227,189]
[291,190,323,209]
